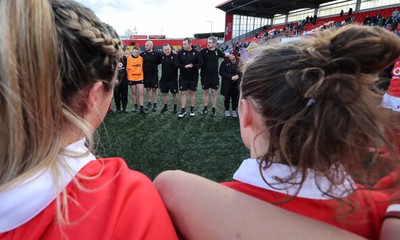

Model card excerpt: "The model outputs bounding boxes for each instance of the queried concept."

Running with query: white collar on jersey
[233,158,356,200]
[0,138,95,232]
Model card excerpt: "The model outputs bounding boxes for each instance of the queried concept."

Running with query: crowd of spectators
[362,9,399,33]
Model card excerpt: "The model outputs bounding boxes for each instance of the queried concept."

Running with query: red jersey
[0,140,177,240]
[374,170,400,201]
[222,159,390,240]
[387,59,400,97]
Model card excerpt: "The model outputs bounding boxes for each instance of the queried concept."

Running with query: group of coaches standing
[113,36,242,118]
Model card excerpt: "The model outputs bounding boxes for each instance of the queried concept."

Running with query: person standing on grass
[160,43,179,113]
[176,37,203,118]
[127,47,146,114]
[114,50,129,113]
[0,0,178,238]
[219,50,241,118]
[200,36,226,117]
[141,40,162,112]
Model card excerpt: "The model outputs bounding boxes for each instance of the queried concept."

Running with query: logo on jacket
[393,67,400,76]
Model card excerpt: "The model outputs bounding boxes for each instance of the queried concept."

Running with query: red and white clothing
[374,170,400,204]
[381,59,400,111]
[374,171,400,224]
[374,170,399,196]
[384,204,400,221]
[0,139,177,240]
[222,159,390,239]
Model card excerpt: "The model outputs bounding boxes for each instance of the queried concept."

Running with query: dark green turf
[97,85,248,182]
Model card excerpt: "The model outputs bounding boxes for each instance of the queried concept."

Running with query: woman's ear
[84,81,104,113]
[239,98,270,157]
[239,98,253,129]
[82,81,112,133]
[239,98,255,150]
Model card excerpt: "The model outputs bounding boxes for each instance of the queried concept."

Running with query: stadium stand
[217,0,400,48]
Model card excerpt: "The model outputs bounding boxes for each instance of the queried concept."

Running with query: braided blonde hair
[52,0,119,107]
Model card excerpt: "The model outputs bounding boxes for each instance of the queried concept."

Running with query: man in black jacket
[175,37,203,118]
[200,36,226,117]
[141,40,161,111]
[160,43,178,113]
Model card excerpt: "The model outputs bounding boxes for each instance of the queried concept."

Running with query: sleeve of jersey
[64,158,178,240]
[219,62,231,79]
[193,52,203,69]
[218,49,226,58]
[112,163,178,240]
[158,52,162,64]
[373,170,400,200]
[175,54,184,69]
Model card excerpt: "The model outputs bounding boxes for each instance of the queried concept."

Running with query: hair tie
[306,99,316,108]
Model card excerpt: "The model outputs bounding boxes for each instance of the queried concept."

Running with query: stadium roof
[216,0,336,18]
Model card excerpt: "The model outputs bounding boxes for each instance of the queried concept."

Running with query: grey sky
[75,0,226,38]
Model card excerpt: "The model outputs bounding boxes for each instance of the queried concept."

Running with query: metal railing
[220,25,270,49]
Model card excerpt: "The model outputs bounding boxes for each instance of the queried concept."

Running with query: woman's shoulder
[78,157,151,186]
[62,157,177,239]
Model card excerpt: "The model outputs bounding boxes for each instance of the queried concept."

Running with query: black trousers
[114,78,128,110]
[224,81,239,111]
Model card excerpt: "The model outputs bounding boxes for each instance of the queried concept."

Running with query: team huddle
[4,0,400,239]
[114,36,242,118]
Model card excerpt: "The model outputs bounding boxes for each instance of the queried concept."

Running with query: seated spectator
[393,8,399,21]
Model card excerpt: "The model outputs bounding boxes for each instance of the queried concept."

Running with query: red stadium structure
[216,0,400,45]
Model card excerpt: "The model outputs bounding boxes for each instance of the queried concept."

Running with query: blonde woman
[0,0,177,239]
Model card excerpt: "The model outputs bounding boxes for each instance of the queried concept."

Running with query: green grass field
[97,86,248,182]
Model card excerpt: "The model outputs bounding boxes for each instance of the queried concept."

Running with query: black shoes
[161,106,168,113]
[178,111,187,118]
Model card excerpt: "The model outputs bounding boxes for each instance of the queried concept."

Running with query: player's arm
[192,51,203,69]
[154,170,365,240]
[381,204,400,240]
[175,53,185,69]
[217,48,226,58]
